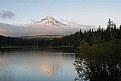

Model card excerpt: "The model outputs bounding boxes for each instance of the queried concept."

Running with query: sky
[0,0,121,27]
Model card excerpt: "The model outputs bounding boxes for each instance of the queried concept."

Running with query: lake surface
[0,49,121,81]
[0,49,77,81]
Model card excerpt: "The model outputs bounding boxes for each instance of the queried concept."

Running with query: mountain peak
[46,16,54,19]
[34,16,67,26]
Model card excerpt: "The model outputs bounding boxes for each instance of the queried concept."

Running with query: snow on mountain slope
[34,16,67,26]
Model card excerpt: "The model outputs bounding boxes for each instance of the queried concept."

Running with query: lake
[0,49,77,81]
[0,48,121,81]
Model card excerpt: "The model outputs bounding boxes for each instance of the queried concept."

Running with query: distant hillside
[21,35,64,39]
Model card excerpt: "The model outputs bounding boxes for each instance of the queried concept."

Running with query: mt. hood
[34,16,67,26]
[0,16,96,36]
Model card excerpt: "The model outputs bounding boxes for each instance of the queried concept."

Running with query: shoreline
[1,46,74,50]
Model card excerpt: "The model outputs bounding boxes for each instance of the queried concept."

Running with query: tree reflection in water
[73,54,121,81]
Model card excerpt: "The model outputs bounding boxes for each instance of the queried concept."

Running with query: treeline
[77,19,121,55]
[0,36,51,46]
[54,19,121,46]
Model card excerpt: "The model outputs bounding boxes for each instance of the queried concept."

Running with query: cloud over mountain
[0,16,96,37]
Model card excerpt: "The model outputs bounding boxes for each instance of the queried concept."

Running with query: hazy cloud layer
[0,22,96,37]
[0,10,15,19]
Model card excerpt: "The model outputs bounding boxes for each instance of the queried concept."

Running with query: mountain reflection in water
[0,49,76,81]
[73,53,121,81]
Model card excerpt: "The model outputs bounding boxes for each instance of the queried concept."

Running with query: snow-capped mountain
[34,16,67,26]
[0,16,96,36]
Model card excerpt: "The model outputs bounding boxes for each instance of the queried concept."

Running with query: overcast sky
[0,0,121,27]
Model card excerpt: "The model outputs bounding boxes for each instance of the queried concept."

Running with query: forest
[73,19,121,81]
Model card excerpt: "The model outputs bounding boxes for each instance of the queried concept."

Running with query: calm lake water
[0,49,77,81]
[0,48,121,81]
